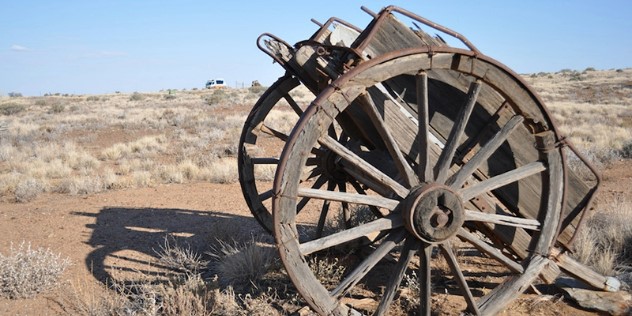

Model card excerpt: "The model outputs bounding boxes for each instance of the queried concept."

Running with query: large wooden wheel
[273,48,565,315]
[239,74,373,235]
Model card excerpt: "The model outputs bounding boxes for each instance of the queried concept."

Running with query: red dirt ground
[1,161,630,315]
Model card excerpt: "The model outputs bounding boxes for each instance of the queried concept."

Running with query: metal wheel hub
[320,148,347,182]
[402,183,465,243]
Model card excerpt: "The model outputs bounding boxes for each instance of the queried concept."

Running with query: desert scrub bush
[308,256,346,288]
[209,238,277,289]
[86,95,100,102]
[572,196,632,276]
[48,102,65,113]
[207,158,238,183]
[248,85,267,95]
[54,176,104,195]
[204,89,228,106]
[156,237,209,275]
[14,178,45,203]
[7,92,22,98]
[0,242,70,299]
[0,102,26,115]
[620,140,632,159]
[129,92,145,101]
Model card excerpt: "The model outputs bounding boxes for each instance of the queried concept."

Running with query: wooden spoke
[448,115,524,188]
[419,242,433,316]
[315,182,336,238]
[349,179,387,217]
[375,236,419,316]
[416,72,433,182]
[435,80,482,184]
[299,214,404,256]
[457,228,523,273]
[439,243,480,315]
[296,175,328,213]
[478,256,550,315]
[259,123,290,142]
[284,94,304,117]
[251,157,279,165]
[331,229,406,298]
[342,162,399,199]
[459,161,546,200]
[319,135,409,198]
[297,187,399,210]
[338,182,352,228]
[259,189,273,202]
[464,210,540,230]
[360,93,418,187]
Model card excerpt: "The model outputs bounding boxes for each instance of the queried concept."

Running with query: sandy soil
[2,161,630,315]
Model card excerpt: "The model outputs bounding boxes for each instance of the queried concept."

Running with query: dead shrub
[0,242,70,299]
[208,238,277,289]
[14,178,45,203]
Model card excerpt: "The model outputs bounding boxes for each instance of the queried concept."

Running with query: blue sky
[1,1,631,96]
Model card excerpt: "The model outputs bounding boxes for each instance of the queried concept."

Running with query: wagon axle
[403,184,465,243]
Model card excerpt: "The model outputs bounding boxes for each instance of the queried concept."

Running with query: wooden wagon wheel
[239,74,375,235]
[273,48,565,315]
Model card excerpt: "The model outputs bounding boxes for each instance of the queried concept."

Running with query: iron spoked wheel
[239,74,380,236]
[273,48,565,315]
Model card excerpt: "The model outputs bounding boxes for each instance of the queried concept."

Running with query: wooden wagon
[238,5,618,315]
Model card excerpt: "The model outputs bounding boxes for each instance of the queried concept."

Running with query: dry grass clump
[0,242,70,299]
[208,238,277,289]
[572,196,632,276]
[63,237,285,316]
[207,158,238,184]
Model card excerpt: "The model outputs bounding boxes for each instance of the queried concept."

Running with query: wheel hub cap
[403,183,465,243]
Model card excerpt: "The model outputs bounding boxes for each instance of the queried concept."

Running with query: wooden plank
[464,210,540,230]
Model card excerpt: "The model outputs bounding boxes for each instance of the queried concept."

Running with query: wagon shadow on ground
[72,207,275,283]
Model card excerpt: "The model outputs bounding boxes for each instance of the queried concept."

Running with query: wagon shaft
[239,5,615,316]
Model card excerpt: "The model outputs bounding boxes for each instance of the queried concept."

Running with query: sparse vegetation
[0,102,26,115]
[0,242,70,299]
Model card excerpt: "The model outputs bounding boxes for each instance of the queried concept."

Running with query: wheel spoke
[319,135,409,198]
[331,229,406,298]
[435,80,482,184]
[284,93,304,117]
[464,210,540,230]
[297,175,328,213]
[259,123,290,142]
[478,256,550,315]
[349,179,387,217]
[459,161,546,200]
[299,213,404,256]
[375,235,419,316]
[419,242,433,316]
[338,182,352,229]
[360,92,418,187]
[259,189,273,202]
[416,72,433,182]
[439,243,480,315]
[251,157,279,165]
[456,228,523,273]
[315,181,336,238]
[448,115,524,188]
[297,187,399,210]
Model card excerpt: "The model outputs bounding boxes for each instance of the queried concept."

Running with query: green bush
[7,92,22,98]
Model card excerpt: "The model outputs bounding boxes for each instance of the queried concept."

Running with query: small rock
[556,277,632,315]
